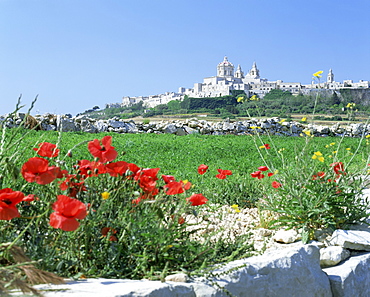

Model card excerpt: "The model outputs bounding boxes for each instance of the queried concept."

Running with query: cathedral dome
[218,56,234,67]
[217,56,234,77]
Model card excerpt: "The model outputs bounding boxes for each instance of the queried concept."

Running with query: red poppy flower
[198,164,209,175]
[0,188,24,220]
[21,157,63,185]
[186,193,208,206]
[132,191,158,205]
[49,195,87,231]
[262,144,271,149]
[330,162,346,176]
[258,166,269,172]
[178,216,185,224]
[33,142,60,158]
[164,180,192,195]
[134,168,160,181]
[101,227,118,242]
[162,175,176,184]
[171,214,186,224]
[272,181,282,189]
[312,171,326,180]
[267,172,274,177]
[139,175,158,193]
[75,160,106,177]
[126,163,141,179]
[250,170,265,179]
[105,161,129,177]
[87,136,117,163]
[216,169,232,179]
[59,174,87,197]
[135,168,160,194]
[23,194,37,202]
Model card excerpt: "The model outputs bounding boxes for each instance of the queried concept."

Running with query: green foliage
[248,130,370,242]
[1,119,260,281]
[167,100,181,111]
[230,90,246,97]
[185,96,237,110]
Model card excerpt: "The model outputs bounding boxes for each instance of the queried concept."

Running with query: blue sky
[1,0,369,115]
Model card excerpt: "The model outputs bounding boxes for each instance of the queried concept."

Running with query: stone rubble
[2,113,370,137]
[11,201,370,296]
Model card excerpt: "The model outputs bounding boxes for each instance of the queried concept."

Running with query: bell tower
[327,69,334,83]
[247,62,260,79]
[234,65,244,78]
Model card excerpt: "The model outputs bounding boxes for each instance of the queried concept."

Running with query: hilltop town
[107,57,370,109]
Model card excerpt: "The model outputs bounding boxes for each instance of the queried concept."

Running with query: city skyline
[1,0,369,115]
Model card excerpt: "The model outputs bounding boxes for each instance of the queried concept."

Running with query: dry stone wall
[2,113,370,137]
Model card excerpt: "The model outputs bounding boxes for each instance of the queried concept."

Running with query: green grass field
[4,129,370,207]
[1,127,370,281]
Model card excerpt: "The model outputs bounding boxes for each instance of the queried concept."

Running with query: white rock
[164,273,189,282]
[330,229,370,251]
[320,246,350,267]
[324,251,370,297]
[272,229,300,243]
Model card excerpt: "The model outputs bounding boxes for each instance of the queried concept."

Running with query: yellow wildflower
[346,103,356,108]
[325,145,329,148]
[303,130,311,136]
[237,96,244,103]
[301,117,307,122]
[330,142,335,146]
[313,70,323,78]
[250,95,258,101]
[279,119,286,124]
[332,151,337,154]
[346,148,351,151]
[101,192,110,200]
[231,204,241,213]
[278,148,285,154]
[312,151,324,162]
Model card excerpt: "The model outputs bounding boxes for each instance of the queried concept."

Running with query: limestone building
[112,57,369,109]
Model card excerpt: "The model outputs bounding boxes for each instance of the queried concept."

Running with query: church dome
[218,56,234,67]
[217,56,234,77]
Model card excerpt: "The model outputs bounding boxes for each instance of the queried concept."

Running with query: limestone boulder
[272,229,301,244]
[330,229,370,251]
[324,252,370,297]
[320,246,350,267]
[163,123,177,134]
[196,245,332,297]
[56,115,79,132]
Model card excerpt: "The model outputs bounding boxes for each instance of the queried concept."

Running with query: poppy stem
[6,208,49,252]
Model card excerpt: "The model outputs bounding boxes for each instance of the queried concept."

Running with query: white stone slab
[330,229,370,251]
[323,252,370,297]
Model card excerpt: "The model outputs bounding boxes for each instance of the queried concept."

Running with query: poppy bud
[94,168,99,175]
[87,170,92,176]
